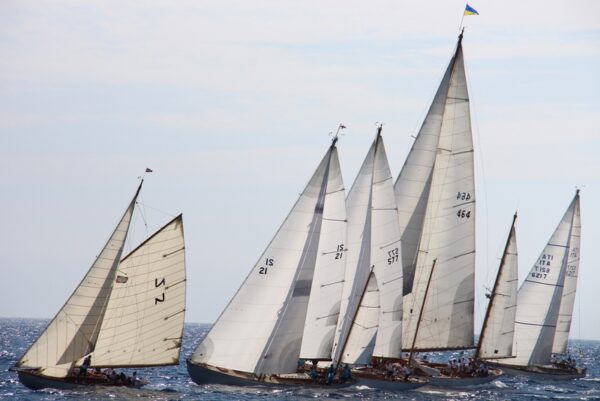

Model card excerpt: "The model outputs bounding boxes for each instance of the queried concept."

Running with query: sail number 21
[259,258,274,275]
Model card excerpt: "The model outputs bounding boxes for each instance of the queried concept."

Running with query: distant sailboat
[187,136,350,386]
[12,181,187,390]
[488,191,586,380]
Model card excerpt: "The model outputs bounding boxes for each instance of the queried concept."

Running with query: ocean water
[1,318,599,401]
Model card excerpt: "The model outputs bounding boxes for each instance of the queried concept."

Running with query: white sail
[16,183,141,377]
[341,273,379,365]
[90,215,186,367]
[402,35,476,351]
[478,215,518,359]
[504,193,578,366]
[192,142,343,374]
[334,132,403,364]
[393,46,456,296]
[552,195,581,355]
[299,148,346,360]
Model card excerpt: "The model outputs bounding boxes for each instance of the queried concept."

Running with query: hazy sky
[1,1,599,341]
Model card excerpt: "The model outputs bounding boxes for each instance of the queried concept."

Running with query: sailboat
[187,135,350,386]
[391,29,502,387]
[11,180,187,390]
[488,191,586,380]
[329,126,426,390]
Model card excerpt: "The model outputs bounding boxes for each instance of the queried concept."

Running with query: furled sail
[15,182,142,377]
[90,215,186,367]
[333,130,403,365]
[192,140,344,375]
[552,196,581,355]
[402,33,476,351]
[505,192,579,366]
[477,214,518,359]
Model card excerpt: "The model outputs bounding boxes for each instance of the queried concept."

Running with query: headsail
[333,130,403,365]
[477,214,518,359]
[506,192,579,366]
[90,215,186,367]
[191,140,345,375]
[15,182,142,377]
[401,32,476,351]
[552,196,581,355]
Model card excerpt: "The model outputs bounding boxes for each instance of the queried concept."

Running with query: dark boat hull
[186,359,353,388]
[16,370,146,391]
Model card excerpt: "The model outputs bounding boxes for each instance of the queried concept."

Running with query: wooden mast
[408,258,436,366]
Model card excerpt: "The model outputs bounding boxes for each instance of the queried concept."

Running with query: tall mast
[475,213,517,360]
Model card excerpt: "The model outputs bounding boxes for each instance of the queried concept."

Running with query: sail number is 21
[259,258,274,275]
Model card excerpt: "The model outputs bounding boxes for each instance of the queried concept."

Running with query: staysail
[191,139,345,375]
[333,129,403,365]
[401,32,476,351]
[505,192,579,366]
[477,214,518,359]
[552,196,581,355]
[15,182,142,377]
[90,215,186,367]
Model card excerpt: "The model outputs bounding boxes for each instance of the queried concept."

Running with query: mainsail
[552,196,581,354]
[400,32,476,351]
[191,139,346,375]
[477,214,518,359]
[15,182,142,378]
[90,215,187,367]
[333,129,403,365]
[505,191,579,366]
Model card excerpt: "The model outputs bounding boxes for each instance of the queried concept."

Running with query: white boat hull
[427,373,500,388]
[486,362,586,380]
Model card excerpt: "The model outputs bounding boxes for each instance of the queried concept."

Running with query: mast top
[331,123,346,147]
[458,27,465,44]
[376,123,383,138]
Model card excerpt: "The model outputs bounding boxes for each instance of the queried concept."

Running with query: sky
[1,1,599,341]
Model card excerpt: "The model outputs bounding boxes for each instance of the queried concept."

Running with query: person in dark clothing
[78,355,92,382]
[341,364,352,383]
[326,364,336,385]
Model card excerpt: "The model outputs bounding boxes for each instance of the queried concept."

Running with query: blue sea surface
[1,318,599,400]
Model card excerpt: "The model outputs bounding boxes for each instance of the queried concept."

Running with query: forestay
[478,215,518,359]
[505,192,578,366]
[334,132,403,365]
[90,215,186,367]
[402,34,476,351]
[552,197,581,355]
[15,183,141,378]
[192,141,344,374]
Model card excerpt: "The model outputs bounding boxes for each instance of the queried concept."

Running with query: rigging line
[464,44,490,330]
